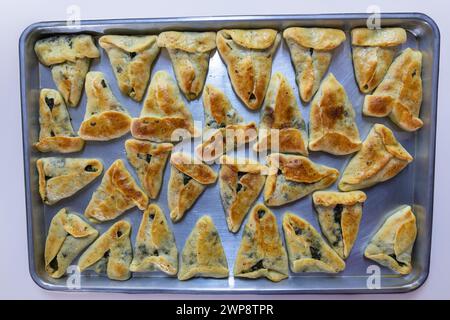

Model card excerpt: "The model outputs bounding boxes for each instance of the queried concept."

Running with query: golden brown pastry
[45,208,98,278]
[216,29,281,110]
[219,156,267,233]
[130,204,178,275]
[130,71,199,142]
[168,153,217,222]
[125,139,173,199]
[253,72,308,155]
[365,205,417,274]
[234,204,288,282]
[178,215,228,280]
[157,31,216,100]
[84,159,148,223]
[283,213,345,273]
[196,84,257,161]
[312,191,367,259]
[283,27,346,102]
[338,124,413,191]
[264,153,339,206]
[363,48,423,131]
[78,220,132,281]
[99,35,160,101]
[78,72,132,140]
[34,89,84,153]
[351,27,407,93]
[37,157,103,205]
[309,73,361,155]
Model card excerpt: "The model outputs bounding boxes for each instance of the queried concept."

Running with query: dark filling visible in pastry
[257,209,266,219]
[129,52,137,59]
[332,204,344,247]
[293,226,302,236]
[248,260,264,272]
[101,79,107,88]
[45,97,55,109]
[84,165,98,172]
[182,174,192,185]
[236,182,244,193]
[49,256,59,272]
[389,253,407,267]
[138,153,152,163]
[310,246,322,260]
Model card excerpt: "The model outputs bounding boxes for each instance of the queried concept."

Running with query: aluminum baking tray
[19,13,440,294]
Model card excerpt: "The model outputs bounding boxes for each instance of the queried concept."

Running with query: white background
[0,0,448,300]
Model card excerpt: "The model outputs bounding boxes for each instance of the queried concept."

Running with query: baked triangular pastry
[78,220,132,280]
[234,204,288,282]
[253,72,308,155]
[130,204,178,275]
[338,124,413,191]
[99,35,160,102]
[78,72,132,140]
[283,213,346,273]
[351,27,407,93]
[37,157,103,205]
[157,31,216,100]
[45,208,98,278]
[196,84,257,161]
[34,34,100,107]
[178,215,228,280]
[34,89,84,153]
[365,205,417,274]
[167,153,217,222]
[264,153,339,206]
[216,29,281,110]
[309,73,362,155]
[131,71,199,142]
[283,27,346,102]
[84,159,148,223]
[363,48,423,131]
[312,191,367,259]
[125,139,173,199]
[219,156,267,233]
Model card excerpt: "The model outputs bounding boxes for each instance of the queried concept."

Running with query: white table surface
[1,0,448,300]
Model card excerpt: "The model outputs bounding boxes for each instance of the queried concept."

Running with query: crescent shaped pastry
[309,73,361,155]
[178,215,228,280]
[130,204,178,275]
[264,153,339,207]
[216,29,281,110]
[283,27,346,102]
[312,191,367,259]
[37,157,103,205]
[45,208,98,278]
[157,31,216,100]
[84,159,148,223]
[364,205,417,274]
[338,124,413,191]
[99,35,160,101]
[283,213,345,273]
[34,89,84,153]
[351,28,407,93]
[253,72,308,155]
[234,204,288,282]
[130,71,199,142]
[78,220,132,281]
[78,72,132,140]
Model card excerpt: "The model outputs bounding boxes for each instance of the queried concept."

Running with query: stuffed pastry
[37,157,103,205]
[178,215,228,280]
[264,153,339,206]
[283,27,346,102]
[130,204,178,275]
[234,204,288,282]
[78,72,132,140]
[253,72,308,155]
[99,35,160,101]
[216,29,281,110]
[45,208,98,278]
[34,89,84,153]
[84,159,148,223]
[78,220,132,281]
[312,191,367,259]
[338,124,413,191]
[364,205,417,274]
[157,31,216,100]
[309,73,361,155]
[283,213,345,273]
